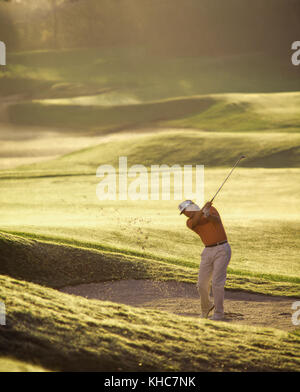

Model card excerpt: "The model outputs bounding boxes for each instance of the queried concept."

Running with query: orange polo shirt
[186,206,227,246]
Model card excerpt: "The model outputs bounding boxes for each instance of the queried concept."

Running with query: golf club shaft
[210,156,245,203]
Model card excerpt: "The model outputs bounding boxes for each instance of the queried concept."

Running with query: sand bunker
[60,279,299,331]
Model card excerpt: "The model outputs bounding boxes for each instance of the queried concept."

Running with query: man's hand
[187,201,212,229]
[202,201,213,209]
[202,201,221,223]
[202,201,212,217]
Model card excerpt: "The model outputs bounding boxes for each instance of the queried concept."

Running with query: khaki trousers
[197,242,231,317]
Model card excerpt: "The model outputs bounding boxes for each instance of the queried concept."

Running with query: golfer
[178,200,231,321]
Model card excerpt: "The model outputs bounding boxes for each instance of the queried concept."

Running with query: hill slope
[1,273,300,372]
[8,93,300,135]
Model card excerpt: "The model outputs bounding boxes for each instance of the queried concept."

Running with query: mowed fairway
[1,129,299,282]
[0,48,300,371]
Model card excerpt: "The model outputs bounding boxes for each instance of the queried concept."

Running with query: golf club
[210,155,246,203]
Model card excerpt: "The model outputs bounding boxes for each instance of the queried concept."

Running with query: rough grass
[0,170,299,282]
[3,47,300,135]
[163,92,300,134]
[1,232,299,297]
[4,130,298,175]
[3,48,300,100]
[7,93,300,136]
[0,357,50,372]
[0,231,197,288]
[1,46,300,372]
[7,96,213,131]
[1,273,299,372]
[0,134,299,282]
[23,129,300,170]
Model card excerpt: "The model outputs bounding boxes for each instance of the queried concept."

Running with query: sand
[60,279,299,331]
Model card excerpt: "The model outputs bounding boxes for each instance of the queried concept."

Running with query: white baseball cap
[178,200,200,215]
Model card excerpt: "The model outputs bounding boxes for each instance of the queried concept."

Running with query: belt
[205,240,227,248]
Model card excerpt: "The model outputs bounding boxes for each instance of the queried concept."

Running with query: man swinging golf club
[179,199,231,320]
[178,156,245,321]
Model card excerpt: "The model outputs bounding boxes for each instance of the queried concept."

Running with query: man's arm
[187,201,212,229]
[205,214,221,223]
[187,210,205,229]
[204,206,221,223]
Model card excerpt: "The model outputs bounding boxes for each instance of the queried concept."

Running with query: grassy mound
[2,46,300,373]
[1,165,299,283]
[8,92,300,136]
[8,129,299,173]
[3,48,300,134]
[1,273,299,372]
[1,232,299,297]
[8,96,213,131]
[3,49,300,100]
[0,231,196,288]
[164,92,300,133]
[0,357,50,372]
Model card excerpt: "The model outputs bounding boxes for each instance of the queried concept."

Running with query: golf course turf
[1,233,300,372]
[0,47,299,371]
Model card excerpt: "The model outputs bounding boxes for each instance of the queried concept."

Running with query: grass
[7,96,213,131]
[6,93,300,135]
[1,273,299,372]
[0,130,299,283]
[36,91,300,136]
[0,178,299,283]
[0,231,198,288]
[0,174,299,282]
[1,230,299,371]
[2,47,300,135]
[22,130,300,170]
[163,92,300,133]
[3,48,300,100]
[1,46,300,371]
[1,231,299,296]
[0,357,49,372]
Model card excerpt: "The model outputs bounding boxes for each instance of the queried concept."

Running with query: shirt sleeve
[186,219,192,229]
[210,206,220,216]
[186,215,208,230]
